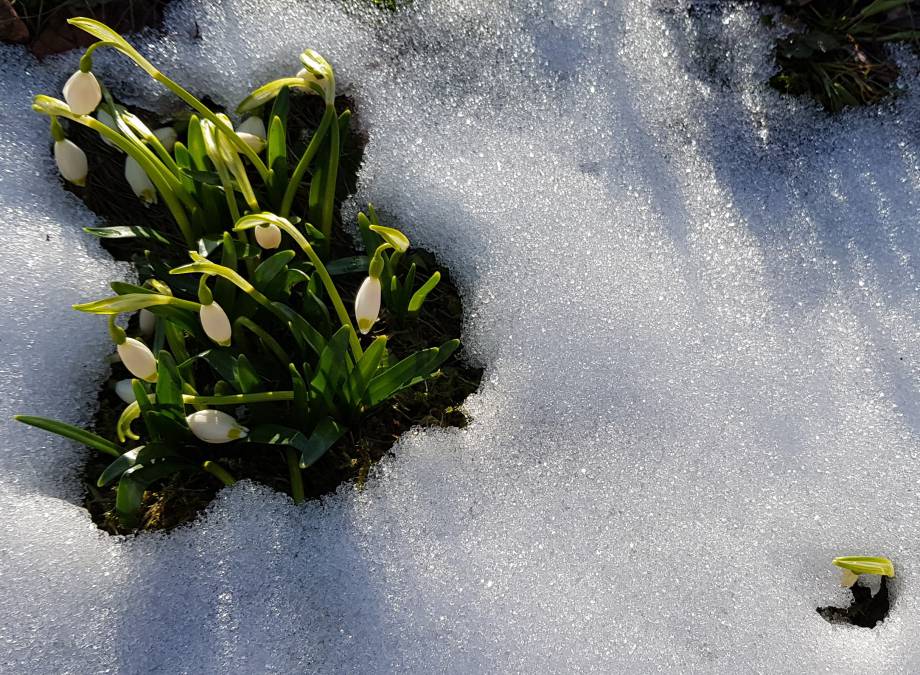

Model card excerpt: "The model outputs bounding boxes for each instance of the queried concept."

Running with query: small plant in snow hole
[16,18,459,529]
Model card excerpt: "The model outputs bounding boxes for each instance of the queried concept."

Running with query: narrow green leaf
[155,351,183,408]
[84,225,171,245]
[234,354,261,394]
[299,417,345,468]
[408,271,441,317]
[97,443,180,487]
[253,249,296,291]
[346,336,388,405]
[367,339,460,405]
[326,256,370,276]
[14,415,121,458]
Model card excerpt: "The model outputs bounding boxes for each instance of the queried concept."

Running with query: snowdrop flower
[254,222,282,249]
[199,301,232,346]
[54,138,88,186]
[125,156,157,205]
[138,308,156,336]
[236,116,266,153]
[114,379,137,404]
[62,69,101,115]
[354,276,382,334]
[117,337,158,382]
[153,126,178,152]
[186,409,248,444]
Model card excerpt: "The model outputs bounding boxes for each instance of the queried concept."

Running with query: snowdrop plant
[18,19,457,529]
[833,556,895,588]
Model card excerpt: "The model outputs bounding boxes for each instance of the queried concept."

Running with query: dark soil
[59,91,482,535]
[817,577,891,628]
[4,0,170,57]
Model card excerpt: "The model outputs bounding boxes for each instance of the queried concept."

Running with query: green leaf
[97,443,181,487]
[289,363,311,422]
[346,336,387,405]
[155,351,183,408]
[299,417,345,468]
[14,415,121,458]
[408,271,441,317]
[253,249,296,293]
[84,225,171,245]
[357,211,378,256]
[271,301,326,357]
[309,326,351,411]
[247,418,345,468]
[367,339,460,406]
[199,348,238,383]
[326,256,370,276]
[234,354,261,394]
[214,231,238,312]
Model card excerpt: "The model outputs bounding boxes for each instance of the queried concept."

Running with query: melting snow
[2,0,920,671]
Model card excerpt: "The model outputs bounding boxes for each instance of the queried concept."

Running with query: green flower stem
[279,104,334,218]
[268,218,363,358]
[182,391,293,405]
[285,447,305,504]
[202,460,236,486]
[171,258,297,339]
[39,106,195,247]
[234,316,289,366]
[152,72,271,180]
[320,107,340,241]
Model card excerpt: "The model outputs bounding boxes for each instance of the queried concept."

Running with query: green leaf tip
[832,556,895,578]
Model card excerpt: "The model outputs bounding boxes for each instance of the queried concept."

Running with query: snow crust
[2,0,920,671]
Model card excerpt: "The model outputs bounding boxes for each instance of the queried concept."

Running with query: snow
[2,0,920,671]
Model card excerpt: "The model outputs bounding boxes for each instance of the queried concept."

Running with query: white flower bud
[153,126,178,152]
[236,116,266,153]
[117,337,158,382]
[62,70,102,115]
[138,308,156,336]
[114,379,137,404]
[125,156,157,205]
[54,139,88,186]
[186,409,248,444]
[254,223,282,249]
[354,276,382,334]
[95,109,119,148]
[199,302,232,346]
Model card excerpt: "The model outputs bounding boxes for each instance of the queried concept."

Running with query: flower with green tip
[236,116,266,153]
[187,409,248,444]
[125,156,157,205]
[355,276,382,335]
[54,138,88,186]
[199,301,232,347]
[62,69,101,115]
[117,337,157,382]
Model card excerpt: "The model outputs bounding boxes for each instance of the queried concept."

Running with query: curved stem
[285,448,305,504]
[183,391,293,405]
[153,72,271,180]
[272,219,363,358]
[320,108,340,241]
[279,104,333,218]
[202,460,236,486]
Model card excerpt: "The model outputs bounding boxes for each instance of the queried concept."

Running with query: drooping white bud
[199,302,232,346]
[236,116,266,153]
[254,223,282,249]
[95,109,119,148]
[138,308,156,336]
[153,126,178,152]
[54,139,88,186]
[114,379,137,404]
[116,337,158,382]
[186,409,248,444]
[62,70,102,115]
[354,276,382,335]
[125,156,157,205]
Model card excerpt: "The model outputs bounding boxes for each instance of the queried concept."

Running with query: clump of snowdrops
[17,19,457,528]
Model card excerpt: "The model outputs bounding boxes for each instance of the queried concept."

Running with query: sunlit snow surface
[2,0,920,671]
